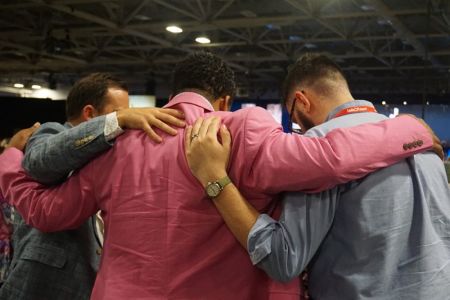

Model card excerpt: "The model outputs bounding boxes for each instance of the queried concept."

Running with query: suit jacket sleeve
[0,148,98,232]
[240,107,433,193]
[22,116,112,185]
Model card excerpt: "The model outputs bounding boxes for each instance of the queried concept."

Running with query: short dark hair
[66,72,128,120]
[282,53,347,104]
[171,52,236,100]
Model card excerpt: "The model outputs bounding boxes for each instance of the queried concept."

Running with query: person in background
[0,126,40,288]
[184,53,450,299]
[0,52,439,300]
[0,73,185,300]
[0,136,14,287]
[0,138,9,155]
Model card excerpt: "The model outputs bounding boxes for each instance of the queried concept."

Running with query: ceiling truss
[0,0,449,97]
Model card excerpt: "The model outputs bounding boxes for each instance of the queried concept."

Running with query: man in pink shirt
[0,52,439,300]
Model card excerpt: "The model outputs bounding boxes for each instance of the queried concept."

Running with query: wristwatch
[205,176,231,198]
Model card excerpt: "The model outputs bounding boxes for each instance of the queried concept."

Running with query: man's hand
[185,117,232,187]
[7,122,40,152]
[399,114,444,160]
[415,118,444,160]
[117,108,186,143]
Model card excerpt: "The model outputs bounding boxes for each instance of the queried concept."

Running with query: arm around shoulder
[1,147,98,231]
[244,113,432,194]
[23,116,111,185]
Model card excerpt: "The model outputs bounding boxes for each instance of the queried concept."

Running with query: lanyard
[332,106,377,119]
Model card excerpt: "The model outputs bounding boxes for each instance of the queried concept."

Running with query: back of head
[66,72,128,120]
[282,53,348,103]
[171,52,236,101]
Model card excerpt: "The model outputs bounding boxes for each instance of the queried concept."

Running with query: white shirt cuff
[104,112,124,141]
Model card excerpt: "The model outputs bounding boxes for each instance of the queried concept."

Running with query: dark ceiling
[0,0,449,101]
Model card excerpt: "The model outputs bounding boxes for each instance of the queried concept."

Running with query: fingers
[159,108,185,119]
[198,116,222,139]
[198,117,216,138]
[191,117,204,137]
[433,142,444,160]
[149,117,178,136]
[220,124,231,150]
[143,124,163,143]
[156,110,186,128]
[24,122,41,137]
[206,117,221,137]
[403,116,446,160]
[185,125,193,150]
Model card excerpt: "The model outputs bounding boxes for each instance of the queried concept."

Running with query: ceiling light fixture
[166,25,183,33]
[14,83,24,88]
[32,84,42,90]
[360,4,374,11]
[304,43,317,49]
[195,36,211,44]
[134,14,151,21]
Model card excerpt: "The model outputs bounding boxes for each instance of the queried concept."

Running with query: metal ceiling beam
[0,0,446,93]
[217,50,450,62]
[283,0,395,69]
[0,58,445,73]
[5,28,447,46]
[123,0,150,25]
[147,0,275,78]
[367,0,441,67]
[42,9,429,35]
[0,0,110,10]
[3,40,450,62]
[23,1,257,75]
[31,0,172,47]
[211,0,235,20]
[152,0,200,21]
[0,40,88,64]
[150,1,287,66]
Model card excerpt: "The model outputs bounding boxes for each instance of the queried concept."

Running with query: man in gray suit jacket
[0,73,185,299]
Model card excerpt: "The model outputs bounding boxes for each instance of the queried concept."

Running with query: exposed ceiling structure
[0,0,449,101]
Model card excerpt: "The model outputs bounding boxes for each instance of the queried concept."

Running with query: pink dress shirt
[0,92,432,299]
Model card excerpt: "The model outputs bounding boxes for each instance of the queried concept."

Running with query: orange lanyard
[333,106,377,119]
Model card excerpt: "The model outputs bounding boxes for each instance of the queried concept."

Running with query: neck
[67,117,83,126]
[178,89,214,102]
[315,91,355,124]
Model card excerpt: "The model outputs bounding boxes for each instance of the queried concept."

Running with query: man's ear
[81,105,97,121]
[219,95,231,112]
[295,91,311,113]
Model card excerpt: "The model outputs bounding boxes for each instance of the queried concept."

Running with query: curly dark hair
[282,53,347,104]
[66,72,128,120]
[171,52,236,100]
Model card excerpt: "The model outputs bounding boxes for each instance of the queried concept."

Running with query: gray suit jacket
[0,116,112,300]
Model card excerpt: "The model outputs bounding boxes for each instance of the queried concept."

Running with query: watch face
[206,182,221,197]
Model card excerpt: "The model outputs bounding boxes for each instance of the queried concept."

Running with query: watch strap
[217,176,231,189]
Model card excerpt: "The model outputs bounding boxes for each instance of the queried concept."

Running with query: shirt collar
[325,100,375,121]
[167,92,215,112]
